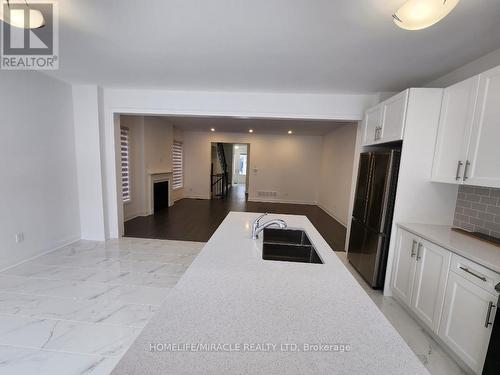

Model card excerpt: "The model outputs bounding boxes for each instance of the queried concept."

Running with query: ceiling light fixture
[235,145,239,150]
[288,130,293,135]
[392,0,459,31]
[0,0,45,29]
[249,129,254,133]
[210,128,215,132]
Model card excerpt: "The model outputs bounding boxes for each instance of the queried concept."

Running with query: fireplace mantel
[145,171,173,215]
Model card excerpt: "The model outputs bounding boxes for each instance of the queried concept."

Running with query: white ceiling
[49,0,500,93]
[156,115,350,136]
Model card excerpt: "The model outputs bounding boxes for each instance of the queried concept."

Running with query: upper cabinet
[431,65,500,188]
[362,90,409,146]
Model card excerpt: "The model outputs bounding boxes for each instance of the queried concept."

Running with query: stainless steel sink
[262,228,323,264]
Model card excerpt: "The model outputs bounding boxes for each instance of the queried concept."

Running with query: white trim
[184,194,211,200]
[0,235,81,273]
[247,197,318,205]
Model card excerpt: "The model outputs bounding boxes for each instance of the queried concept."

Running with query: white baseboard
[247,197,318,205]
[184,194,210,200]
[316,203,347,227]
[0,234,81,272]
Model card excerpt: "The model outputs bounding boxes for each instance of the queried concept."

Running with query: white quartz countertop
[398,223,500,274]
[112,212,428,375]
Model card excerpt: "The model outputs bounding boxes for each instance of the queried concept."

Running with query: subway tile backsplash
[454,185,500,239]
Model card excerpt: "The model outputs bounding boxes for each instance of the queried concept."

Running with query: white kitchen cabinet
[392,229,450,332]
[391,228,419,307]
[431,65,500,188]
[362,105,382,146]
[431,76,479,184]
[439,271,497,374]
[411,239,451,331]
[362,90,408,146]
[464,65,500,188]
[380,90,408,143]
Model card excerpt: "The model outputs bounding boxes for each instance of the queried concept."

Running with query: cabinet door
[439,272,497,374]
[391,229,418,307]
[380,90,408,143]
[431,77,479,184]
[465,65,500,188]
[411,239,451,332]
[362,105,382,146]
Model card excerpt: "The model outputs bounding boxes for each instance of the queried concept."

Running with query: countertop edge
[397,223,500,275]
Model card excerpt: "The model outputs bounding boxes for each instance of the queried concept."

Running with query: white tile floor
[0,239,467,374]
[335,251,467,375]
[0,238,204,375]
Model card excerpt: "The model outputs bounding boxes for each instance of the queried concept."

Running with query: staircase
[211,143,230,198]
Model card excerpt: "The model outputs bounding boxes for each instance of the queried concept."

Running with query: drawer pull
[485,301,496,328]
[459,266,487,282]
[411,240,417,257]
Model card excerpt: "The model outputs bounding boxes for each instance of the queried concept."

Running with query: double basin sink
[262,228,323,264]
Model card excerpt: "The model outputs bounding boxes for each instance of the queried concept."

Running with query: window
[120,127,131,203]
[173,141,183,189]
[239,154,247,175]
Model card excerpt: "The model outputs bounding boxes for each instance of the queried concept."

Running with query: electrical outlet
[15,232,24,243]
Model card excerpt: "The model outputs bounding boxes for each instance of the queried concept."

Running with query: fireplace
[153,181,169,212]
[146,171,173,215]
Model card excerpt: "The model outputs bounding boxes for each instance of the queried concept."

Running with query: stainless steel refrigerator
[347,150,401,289]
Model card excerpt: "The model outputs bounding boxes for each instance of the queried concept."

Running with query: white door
[362,105,382,146]
[439,271,497,374]
[411,239,451,332]
[391,229,418,307]
[431,76,479,184]
[380,90,408,143]
[465,65,500,188]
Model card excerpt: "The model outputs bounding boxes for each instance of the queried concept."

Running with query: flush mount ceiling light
[0,0,45,29]
[392,0,459,31]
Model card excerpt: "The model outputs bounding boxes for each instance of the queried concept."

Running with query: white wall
[0,71,80,269]
[72,85,106,240]
[427,47,500,87]
[183,131,322,204]
[318,124,358,226]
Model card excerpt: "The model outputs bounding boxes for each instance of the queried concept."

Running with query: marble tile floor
[0,238,205,375]
[335,251,467,375]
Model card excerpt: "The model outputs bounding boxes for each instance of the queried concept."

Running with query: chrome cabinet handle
[410,240,417,257]
[459,266,487,282]
[485,301,496,328]
[455,161,463,181]
[463,160,471,181]
[416,242,422,261]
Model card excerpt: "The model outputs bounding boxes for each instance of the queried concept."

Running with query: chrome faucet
[251,213,287,240]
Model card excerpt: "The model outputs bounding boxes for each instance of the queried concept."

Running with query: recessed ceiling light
[249,129,254,133]
[210,128,215,132]
[0,2,45,29]
[288,130,293,135]
[393,0,459,31]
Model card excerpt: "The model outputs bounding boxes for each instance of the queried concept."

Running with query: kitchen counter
[398,223,500,274]
[112,212,427,374]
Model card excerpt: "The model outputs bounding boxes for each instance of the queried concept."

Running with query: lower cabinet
[439,271,497,374]
[391,229,450,332]
[411,239,450,332]
[391,227,500,374]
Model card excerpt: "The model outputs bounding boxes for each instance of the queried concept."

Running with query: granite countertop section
[398,223,500,274]
[112,212,428,375]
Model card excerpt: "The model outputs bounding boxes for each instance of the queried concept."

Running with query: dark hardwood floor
[124,185,347,251]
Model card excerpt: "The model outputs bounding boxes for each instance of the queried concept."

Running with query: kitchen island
[112,212,427,374]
